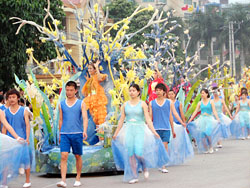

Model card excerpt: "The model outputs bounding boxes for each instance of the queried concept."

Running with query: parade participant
[230,95,239,115]
[112,84,168,184]
[4,89,31,188]
[57,81,88,188]
[211,87,233,148]
[147,61,169,103]
[81,59,108,139]
[175,76,191,96]
[149,84,186,172]
[231,90,250,140]
[187,89,221,154]
[0,109,30,188]
[167,89,194,165]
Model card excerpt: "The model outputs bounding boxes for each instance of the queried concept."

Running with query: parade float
[10,0,231,174]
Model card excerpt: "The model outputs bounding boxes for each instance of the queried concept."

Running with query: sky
[212,0,250,3]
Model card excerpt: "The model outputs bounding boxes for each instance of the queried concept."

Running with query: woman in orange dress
[82,60,108,131]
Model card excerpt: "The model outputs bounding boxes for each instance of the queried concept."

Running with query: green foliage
[184,80,201,107]
[185,93,201,120]
[0,0,65,92]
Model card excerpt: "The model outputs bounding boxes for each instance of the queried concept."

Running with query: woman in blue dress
[187,89,221,154]
[231,91,250,140]
[112,84,168,184]
[0,109,30,188]
[211,87,232,148]
[167,89,194,165]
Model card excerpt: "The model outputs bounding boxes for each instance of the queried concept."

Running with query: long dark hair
[129,83,141,96]
[200,88,210,98]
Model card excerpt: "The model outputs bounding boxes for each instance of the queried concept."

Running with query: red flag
[181,5,188,11]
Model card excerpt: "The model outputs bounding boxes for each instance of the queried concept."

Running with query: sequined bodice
[201,100,212,115]
[125,101,145,123]
[214,100,222,113]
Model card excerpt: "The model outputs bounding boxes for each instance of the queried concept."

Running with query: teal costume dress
[214,100,231,138]
[187,100,221,152]
[231,101,250,138]
[112,101,169,182]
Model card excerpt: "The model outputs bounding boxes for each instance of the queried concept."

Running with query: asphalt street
[9,139,250,188]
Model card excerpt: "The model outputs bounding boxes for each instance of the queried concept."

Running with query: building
[105,0,201,19]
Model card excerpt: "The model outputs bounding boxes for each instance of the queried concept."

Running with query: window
[159,0,167,3]
[143,0,154,2]
[193,2,197,8]
[184,0,192,5]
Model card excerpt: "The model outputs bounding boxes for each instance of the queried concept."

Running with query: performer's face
[129,87,139,98]
[7,94,19,106]
[66,86,77,99]
[88,65,96,75]
[156,88,165,97]
[153,71,158,79]
[201,91,208,99]
[168,91,175,100]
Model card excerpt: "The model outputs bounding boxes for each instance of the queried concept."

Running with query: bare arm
[169,110,176,138]
[142,101,160,138]
[221,99,232,119]
[0,110,19,139]
[59,104,63,132]
[179,103,186,124]
[81,101,88,140]
[232,102,240,119]
[188,102,201,123]
[24,109,30,144]
[211,101,220,121]
[94,60,107,82]
[113,104,126,139]
[149,101,153,120]
[154,61,162,79]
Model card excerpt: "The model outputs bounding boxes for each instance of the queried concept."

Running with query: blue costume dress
[0,133,30,185]
[187,100,221,153]
[230,101,250,138]
[214,100,232,139]
[167,100,194,166]
[112,101,169,182]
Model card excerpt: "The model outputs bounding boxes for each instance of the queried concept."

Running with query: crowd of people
[0,63,250,187]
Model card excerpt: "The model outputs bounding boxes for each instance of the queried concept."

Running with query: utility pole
[232,22,236,79]
[229,21,232,76]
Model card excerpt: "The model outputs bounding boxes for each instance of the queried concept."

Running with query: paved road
[9,139,250,188]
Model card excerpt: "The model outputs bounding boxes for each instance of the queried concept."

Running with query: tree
[0,0,64,92]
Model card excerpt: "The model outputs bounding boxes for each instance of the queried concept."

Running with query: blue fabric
[167,124,194,166]
[151,99,171,130]
[0,133,30,185]
[112,101,169,182]
[156,130,171,143]
[60,134,83,155]
[230,101,250,139]
[217,113,232,139]
[173,100,181,124]
[5,106,27,139]
[214,100,223,113]
[200,100,212,115]
[60,99,83,134]
[0,106,6,132]
[187,100,222,153]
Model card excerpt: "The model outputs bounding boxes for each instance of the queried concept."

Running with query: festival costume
[82,74,108,125]
[0,133,30,185]
[5,106,35,170]
[230,101,250,138]
[112,101,168,182]
[60,99,84,155]
[214,100,232,139]
[147,78,169,103]
[187,100,221,153]
[167,100,194,165]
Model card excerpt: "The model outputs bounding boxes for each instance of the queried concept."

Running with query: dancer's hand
[59,134,61,144]
[154,132,160,139]
[94,60,101,69]
[26,139,30,145]
[83,132,88,141]
[112,134,117,140]
[172,131,176,139]
[182,122,187,127]
[16,137,25,143]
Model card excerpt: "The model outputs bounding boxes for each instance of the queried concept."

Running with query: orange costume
[82,74,108,125]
